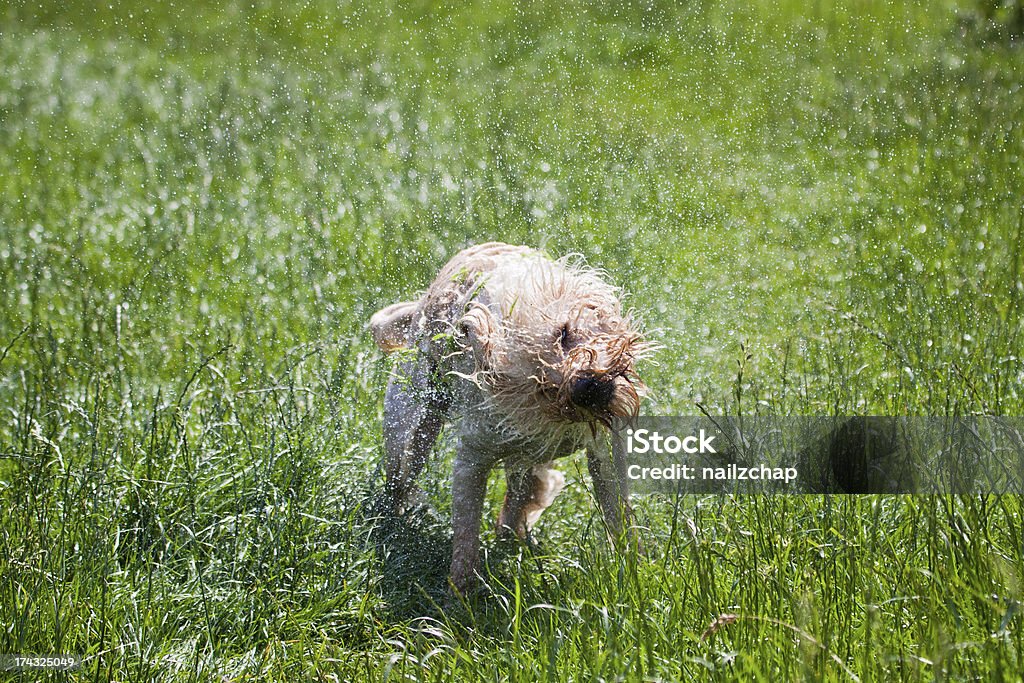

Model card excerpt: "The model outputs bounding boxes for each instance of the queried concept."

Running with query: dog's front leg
[586,438,636,544]
[449,451,491,595]
[382,358,449,513]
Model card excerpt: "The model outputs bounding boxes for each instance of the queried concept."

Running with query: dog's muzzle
[570,374,617,412]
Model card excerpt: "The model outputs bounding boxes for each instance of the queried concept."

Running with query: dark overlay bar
[611,417,1024,494]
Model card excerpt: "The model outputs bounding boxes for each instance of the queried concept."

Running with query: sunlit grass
[1,0,1023,680]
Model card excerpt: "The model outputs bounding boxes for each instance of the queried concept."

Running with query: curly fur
[371,242,653,594]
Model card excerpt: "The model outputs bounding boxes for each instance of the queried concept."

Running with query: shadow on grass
[361,494,455,619]
[360,490,543,627]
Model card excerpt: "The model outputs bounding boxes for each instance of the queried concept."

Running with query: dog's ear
[370,301,419,352]
[460,303,497,370]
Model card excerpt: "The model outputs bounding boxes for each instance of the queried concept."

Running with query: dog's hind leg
[497,463,566,541]
[497,465,535,541]
[382,358,449,513]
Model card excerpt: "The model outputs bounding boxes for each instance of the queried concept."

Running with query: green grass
[2,0,1023,679]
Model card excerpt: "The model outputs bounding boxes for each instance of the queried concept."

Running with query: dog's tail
[370,301,418,352]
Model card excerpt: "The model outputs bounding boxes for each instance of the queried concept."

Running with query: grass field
[2,0,1024,680]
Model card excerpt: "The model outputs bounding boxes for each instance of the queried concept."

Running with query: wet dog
[371,242,653,593]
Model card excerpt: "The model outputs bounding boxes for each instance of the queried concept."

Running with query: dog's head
[547,305,649,426]
[460,254,655,434]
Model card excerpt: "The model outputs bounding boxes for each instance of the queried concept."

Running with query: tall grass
[1,0,1022,679]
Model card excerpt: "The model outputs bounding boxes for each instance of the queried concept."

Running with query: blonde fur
[372,242,652,594]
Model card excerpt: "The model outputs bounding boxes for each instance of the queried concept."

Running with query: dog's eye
[558,324,572,350]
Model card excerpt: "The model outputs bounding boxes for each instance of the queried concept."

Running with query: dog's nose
[570,374,616,411]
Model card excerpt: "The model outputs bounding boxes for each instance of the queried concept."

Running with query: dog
[370,242,653,594]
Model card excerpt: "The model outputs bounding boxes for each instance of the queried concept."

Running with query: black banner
[612,417,1024,494]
